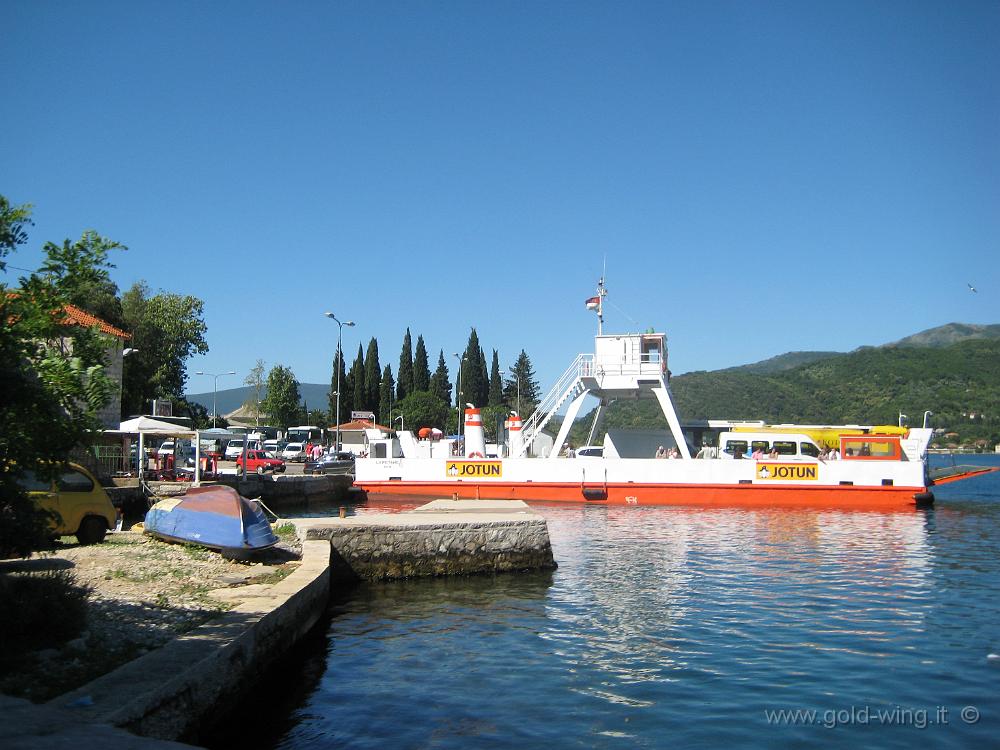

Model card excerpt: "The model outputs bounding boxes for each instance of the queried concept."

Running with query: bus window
[800,442,819,457]
[773,441,796,455]
[842,438,899,459]
[724,440,748,456]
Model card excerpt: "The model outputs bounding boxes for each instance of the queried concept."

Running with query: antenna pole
[596,277,607,336]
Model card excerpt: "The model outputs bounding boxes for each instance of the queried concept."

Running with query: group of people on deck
[654,445,680,459]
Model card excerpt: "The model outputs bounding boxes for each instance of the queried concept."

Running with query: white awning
[108,416,196,436]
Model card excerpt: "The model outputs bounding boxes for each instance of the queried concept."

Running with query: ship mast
[596,276,607,335]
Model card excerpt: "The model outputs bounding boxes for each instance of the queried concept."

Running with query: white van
[281,442,306,462]
[718,432,820,459]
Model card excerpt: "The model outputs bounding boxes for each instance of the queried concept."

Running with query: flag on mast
[585,296,600,310]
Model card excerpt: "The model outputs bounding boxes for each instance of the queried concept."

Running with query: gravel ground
[0,527,302,703]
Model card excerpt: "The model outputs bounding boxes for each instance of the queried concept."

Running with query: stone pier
[303,499,557,583]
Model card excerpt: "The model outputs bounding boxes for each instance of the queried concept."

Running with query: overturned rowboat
[144,485,278,552]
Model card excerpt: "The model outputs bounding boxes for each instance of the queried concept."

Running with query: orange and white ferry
[355,283,996,509]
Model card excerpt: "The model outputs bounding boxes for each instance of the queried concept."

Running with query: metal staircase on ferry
[515,355,589,457]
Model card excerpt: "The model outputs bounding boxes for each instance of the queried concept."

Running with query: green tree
[488,349,503,406]
[1,197,116,556]
[39,231,126,329]
[430,350,452,406]
[119,281,208,416]
[460,329,488,407]
[329,344,348,426]
[481,404,510,443]
[305,407,328,426]
[243,359,266,426]
[413,334,430,392]
[504,350,540,415]
[349,343,365,412]
[261,365,300,430]
[364,338,381,418]
[0,195,32,272]
[398,390,450,433]
[379,364,395,426]
[397,328,414,400]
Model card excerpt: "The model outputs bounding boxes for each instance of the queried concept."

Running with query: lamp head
[123,347,138,356]
[195,370,204,375]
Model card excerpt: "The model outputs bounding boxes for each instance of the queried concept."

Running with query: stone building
[60,304,131,428]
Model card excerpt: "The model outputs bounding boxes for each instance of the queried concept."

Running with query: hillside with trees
[567,339,1000,449]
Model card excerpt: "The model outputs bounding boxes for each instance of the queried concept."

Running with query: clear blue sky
[3,1,997,397]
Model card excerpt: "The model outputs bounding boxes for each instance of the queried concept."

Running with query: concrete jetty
[302,498,557,583]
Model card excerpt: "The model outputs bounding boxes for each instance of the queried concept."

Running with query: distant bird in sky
[968,283,977,293]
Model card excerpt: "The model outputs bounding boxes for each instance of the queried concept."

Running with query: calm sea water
[218,455,1000,749]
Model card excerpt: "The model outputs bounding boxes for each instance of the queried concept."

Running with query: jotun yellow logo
[446,461,502,478]
[756,463,818,481]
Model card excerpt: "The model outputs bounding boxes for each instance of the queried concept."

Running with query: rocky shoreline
[0,529,302,703]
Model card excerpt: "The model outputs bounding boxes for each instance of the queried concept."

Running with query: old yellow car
[22,463,119,544]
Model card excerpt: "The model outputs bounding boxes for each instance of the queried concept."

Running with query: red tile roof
[330,419,389,432]
[61,304,130,339]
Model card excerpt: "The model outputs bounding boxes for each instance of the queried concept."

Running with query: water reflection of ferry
[356,282,996,509]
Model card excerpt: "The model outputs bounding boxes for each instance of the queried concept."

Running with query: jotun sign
[756,463,819,481]
[446,461,503,478]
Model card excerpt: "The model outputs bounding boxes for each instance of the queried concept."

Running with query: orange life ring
[469,451,484,459]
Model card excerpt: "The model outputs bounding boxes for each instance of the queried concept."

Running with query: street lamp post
[195,370,236,428]
[395,414,404,432]
[324,312,355,451]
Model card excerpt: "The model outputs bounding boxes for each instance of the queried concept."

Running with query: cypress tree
[413,334,430,392]
[504,350,540,413]
[430,350,452,406]
[461,329,485,408]
[364,337,381,419]
[379,364,395,426]
[489,349,503,406]
[477,344,489,406]
[350,342,365,413]
[397,328,414,401]
[458,330,492,408]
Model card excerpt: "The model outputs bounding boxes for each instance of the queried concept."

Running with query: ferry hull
[357,479,931,509]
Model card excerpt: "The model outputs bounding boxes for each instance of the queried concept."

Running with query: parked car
[19,463,120,544]
[304,451,356,475]
[262,439,280,456]
[281,442,307,462]
[224,439,260,461]
[576,446,604,458]
[235,450,286,475]
[157,440,175,457]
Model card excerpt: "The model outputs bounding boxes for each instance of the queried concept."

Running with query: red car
[236,450,286,474]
